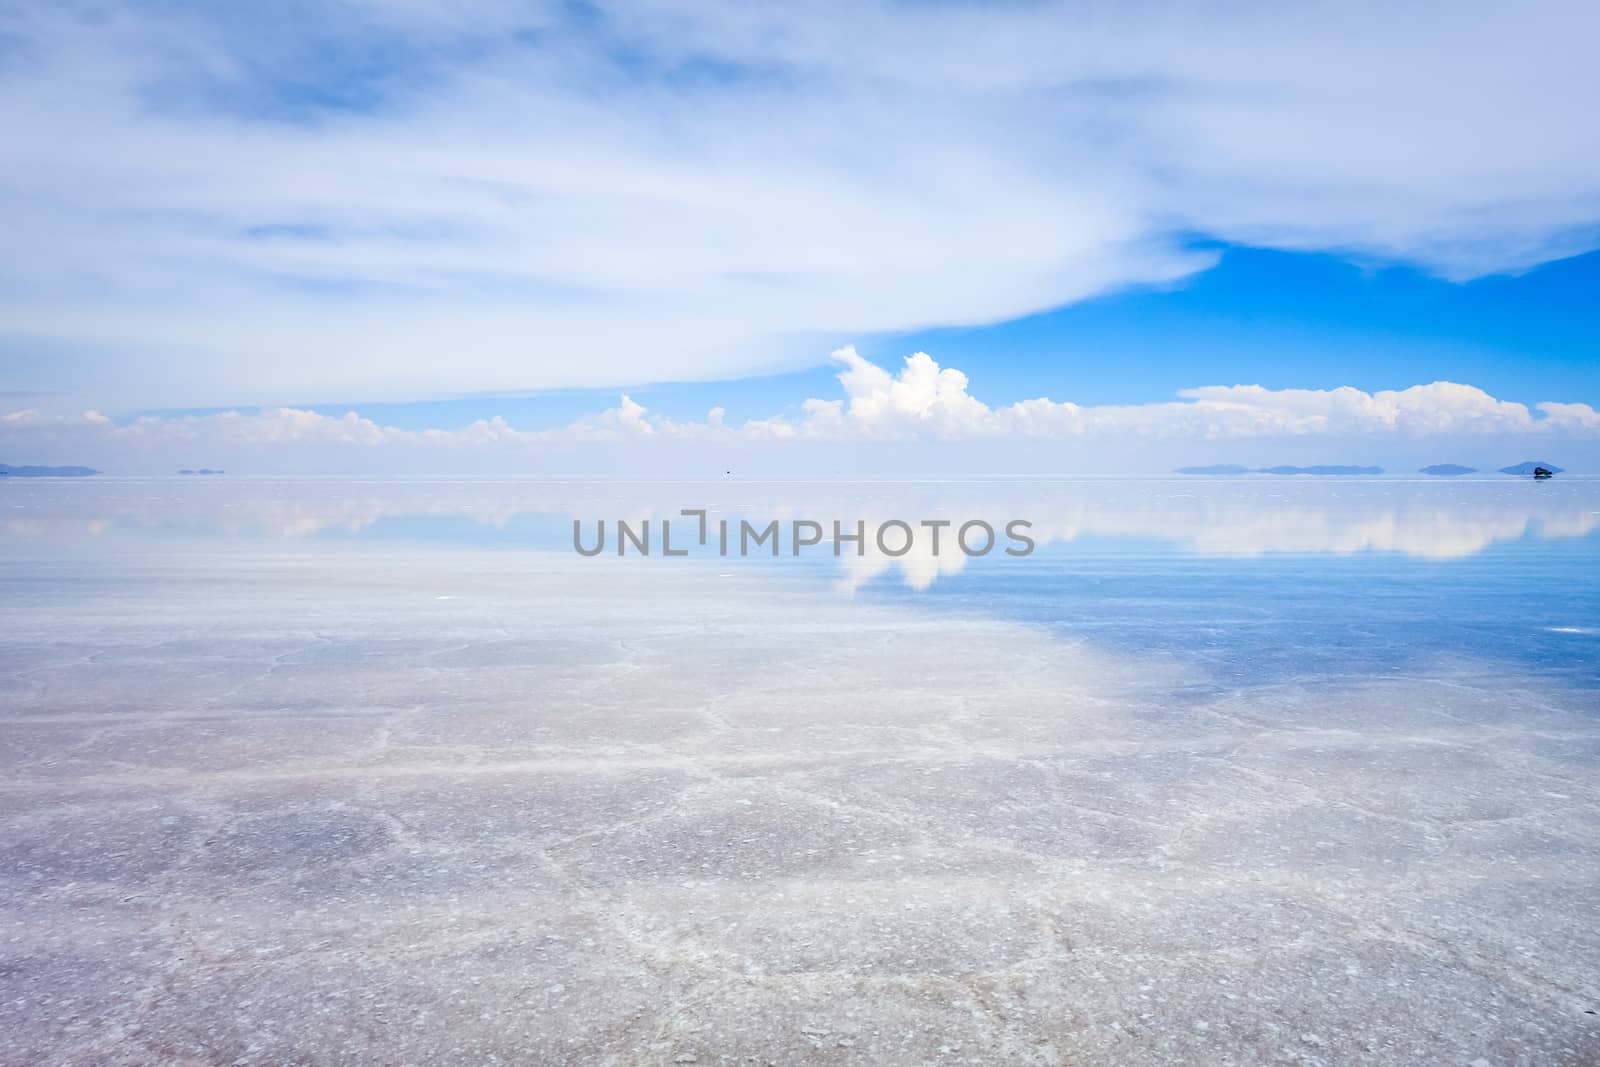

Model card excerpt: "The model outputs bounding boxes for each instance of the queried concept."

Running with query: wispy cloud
[2,2,1598,408]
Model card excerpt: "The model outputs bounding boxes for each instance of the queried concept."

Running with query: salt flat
[2,480,1598,1065]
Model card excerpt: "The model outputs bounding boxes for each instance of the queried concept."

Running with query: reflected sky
[5,476,1599,689]
[4,476,1597,557]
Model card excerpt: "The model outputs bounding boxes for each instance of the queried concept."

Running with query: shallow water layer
[2,478,1599,1065]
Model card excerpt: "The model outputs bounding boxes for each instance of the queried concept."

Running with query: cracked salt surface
[2,480,1599,1065]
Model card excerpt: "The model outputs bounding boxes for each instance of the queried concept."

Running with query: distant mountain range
[1176,464,1384,476]
[1178,460,1570,477]
[1,460,1569,480]
[0,464,99,477]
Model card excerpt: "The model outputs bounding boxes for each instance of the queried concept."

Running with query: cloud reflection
[5,478,1597,590]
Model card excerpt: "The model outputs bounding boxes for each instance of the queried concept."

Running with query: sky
[1,1,1598,474]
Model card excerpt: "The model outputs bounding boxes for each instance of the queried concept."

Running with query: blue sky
[2,2,1598,472]
[888,246,1600,410]
[250,242,1600,433]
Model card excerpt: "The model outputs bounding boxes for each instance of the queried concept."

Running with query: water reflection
[4,478,1597,586]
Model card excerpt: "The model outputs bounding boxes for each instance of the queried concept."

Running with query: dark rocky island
[1419,464,1478,476]
[0,464,99,477]
[1499,461,1564,476]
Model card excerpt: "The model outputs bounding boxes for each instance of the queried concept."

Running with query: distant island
[1175,464,1253,475]
[1419,464,1478,476]
[0,464,99,478]
[178,469,226,475]
[1499,460,1564,475]
[1258,465,1384,476]
[1176,464,1384,476]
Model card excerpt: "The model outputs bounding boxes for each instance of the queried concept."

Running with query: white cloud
[1,2,1598,408]
[2,348,1597,473]
[753,348,1600,442]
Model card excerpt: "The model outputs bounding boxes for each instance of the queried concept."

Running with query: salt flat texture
[2,486,1599,1065]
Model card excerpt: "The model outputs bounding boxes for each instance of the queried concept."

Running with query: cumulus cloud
[2,348,1597,473]
[746,349,1600,442]
[1,2,1598,408]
